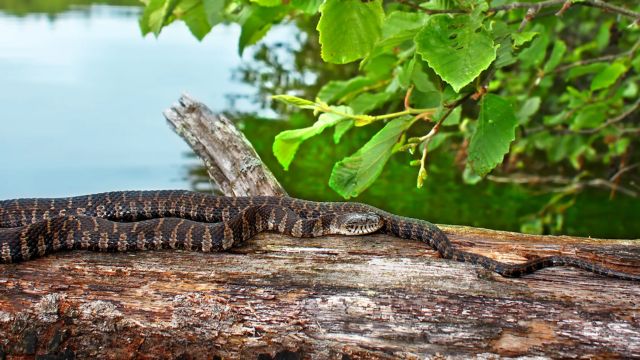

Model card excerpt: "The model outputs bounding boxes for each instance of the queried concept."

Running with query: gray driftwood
[164,93,287,197]
[0,96,638,359]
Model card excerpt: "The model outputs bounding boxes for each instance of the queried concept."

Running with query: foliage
[139,0,640,234]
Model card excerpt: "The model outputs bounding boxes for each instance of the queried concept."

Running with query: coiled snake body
[1,190,638,281]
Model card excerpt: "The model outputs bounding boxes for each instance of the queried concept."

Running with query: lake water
[0,4,256,198]
[1,2,638,238]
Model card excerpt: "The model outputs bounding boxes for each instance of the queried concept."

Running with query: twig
[554,40,640,73]
[555,0,572,16]
[610,163,639,184]
[519,7,540,31]
[414,92,474,187]
[573,98,640,135]
[487,174,638,198]
[490,0,640,19]
[404,85,414,110]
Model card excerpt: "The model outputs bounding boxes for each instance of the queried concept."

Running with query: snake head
[332,212,383,236]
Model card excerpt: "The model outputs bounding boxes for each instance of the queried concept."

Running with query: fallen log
[0,95,638,359]
[0,228,638,358]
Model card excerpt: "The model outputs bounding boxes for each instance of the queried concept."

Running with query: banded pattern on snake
[0,190,638,281]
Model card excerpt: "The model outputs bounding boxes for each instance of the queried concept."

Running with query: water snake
[1,190,638,281]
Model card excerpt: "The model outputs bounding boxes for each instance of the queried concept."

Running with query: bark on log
[0,229,638,359]
[163,93,287,197]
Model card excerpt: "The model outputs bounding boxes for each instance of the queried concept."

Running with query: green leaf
[415,15,497,92]
[567,63,607,80]
[238,6,284,55]
[462,165,482,185]
[591,62,627,91]
[317,76,374,103]
[178,0,212,40]
[272,95,316,108]
[467,94,518,177]
[363,54,396,81]
[140,0,173,36]
[368,10,429,58]
[203,0,225,26]
[349,91,393,114]
[493,22,517,69]
[517,97,541,124]
[317,0,384,64]
[291,0,323,13]
[518,25,549,68]
[512,31,538,48]
[570,103,607,130]
[329,116,413,198]
[250,0,281,7]
[273,106,352,170]
[543,40,566,73]
[333,120,354,144]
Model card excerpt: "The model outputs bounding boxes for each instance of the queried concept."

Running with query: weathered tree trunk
[1,95,638,359]
[164,93,286,197]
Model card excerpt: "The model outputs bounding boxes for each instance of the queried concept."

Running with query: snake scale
[0,190,638,281]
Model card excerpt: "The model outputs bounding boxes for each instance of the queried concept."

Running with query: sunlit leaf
[273,106,352,170]
[317,0,384,64]
[329,116,413,198]
[140,0,173,36]
[178,0,212,40]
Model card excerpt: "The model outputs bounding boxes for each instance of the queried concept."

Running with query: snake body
[1,190,639,281]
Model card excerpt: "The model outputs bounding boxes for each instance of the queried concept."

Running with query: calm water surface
[0,5,256,198]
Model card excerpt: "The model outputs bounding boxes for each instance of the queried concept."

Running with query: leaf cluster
[139,0,640,232]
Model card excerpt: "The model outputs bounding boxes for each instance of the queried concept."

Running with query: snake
[0,190,638,281]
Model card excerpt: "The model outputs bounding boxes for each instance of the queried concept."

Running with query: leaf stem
[319,103,435,123]
[414,92,473,187]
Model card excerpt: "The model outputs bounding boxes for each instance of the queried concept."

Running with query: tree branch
[395,0,640,19]
[490,0,640,19]
[487,173,639,198]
